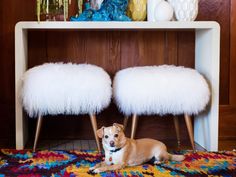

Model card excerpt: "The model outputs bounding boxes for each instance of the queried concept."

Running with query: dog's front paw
[89,166,96,171]
[154,160,162,165]
[93,168,103,173]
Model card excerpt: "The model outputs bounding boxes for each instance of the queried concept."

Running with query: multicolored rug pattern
[0,149,235,177]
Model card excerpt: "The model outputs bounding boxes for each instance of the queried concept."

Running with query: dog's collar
[110,148,122,153]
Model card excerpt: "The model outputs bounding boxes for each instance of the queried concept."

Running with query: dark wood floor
[25,139,204,151]
[0,138,234,151]
[0,138,205,151]
[219,140,236,151]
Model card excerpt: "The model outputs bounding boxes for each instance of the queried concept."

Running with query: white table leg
[195,25,220,151]
[15,26,28,150]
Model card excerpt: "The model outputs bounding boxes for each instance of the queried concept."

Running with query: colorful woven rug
[0,149,235,177]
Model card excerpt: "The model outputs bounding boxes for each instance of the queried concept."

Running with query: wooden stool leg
[131,114,138,139]
[184,114,195,151]
[123,116,129,132]
[33,115,43,152]
[173,116,181,148]
[90,114,101,153]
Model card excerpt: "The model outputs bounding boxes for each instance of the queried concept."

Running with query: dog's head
[97,123,127,150]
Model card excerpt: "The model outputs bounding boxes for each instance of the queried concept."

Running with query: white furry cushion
[21,63,112,117]
[113,65,210,116]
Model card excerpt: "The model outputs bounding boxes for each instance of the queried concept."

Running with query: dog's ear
[113,123,124,132]
[97,126,105,138]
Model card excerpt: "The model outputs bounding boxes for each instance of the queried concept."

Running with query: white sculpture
[148,0,174,22]
[169,0,199,21]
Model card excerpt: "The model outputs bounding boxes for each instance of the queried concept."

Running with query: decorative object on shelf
[155,1,173,21]
[147,0,173,21]
[167,0,176,20]
[36,0,68,21]
[167,0,175,7]
[127,0,147,21]
[78,0,83,14]
[90,0,104,10]
[147,0,162,22]
[64,0,69,20]
[36,0,81,22]
[172,0,199,21]
[70,0,131,21]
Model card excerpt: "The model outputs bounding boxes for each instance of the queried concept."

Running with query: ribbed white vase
[173,0,198,21]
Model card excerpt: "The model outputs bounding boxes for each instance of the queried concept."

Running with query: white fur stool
[113,65,210,150]
[21,63,112,152]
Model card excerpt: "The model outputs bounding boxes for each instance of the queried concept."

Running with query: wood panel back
[27,30,191,140]
[0,0,36,142]
[230,0,236,104]
[198,0,230,104]
[0,0,233,147]
[219,105,236,139]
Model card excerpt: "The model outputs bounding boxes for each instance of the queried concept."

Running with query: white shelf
[15,21,220,151]
[16,21,219,30]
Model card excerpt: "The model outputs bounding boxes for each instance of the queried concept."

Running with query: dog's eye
[114,134,118,138]
[105,135,109,139]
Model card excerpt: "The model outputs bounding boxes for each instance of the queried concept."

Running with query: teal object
[70,0,131,21]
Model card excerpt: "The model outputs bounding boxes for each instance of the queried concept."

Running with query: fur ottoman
[113,65,210,150]
[21,63,112,152]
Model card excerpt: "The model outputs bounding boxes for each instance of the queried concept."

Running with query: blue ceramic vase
[70,0,131,21]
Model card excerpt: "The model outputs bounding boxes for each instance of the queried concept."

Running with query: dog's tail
[168,153,185,161]
[161,151,184,162]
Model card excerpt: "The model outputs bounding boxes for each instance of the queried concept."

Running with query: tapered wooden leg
[90,114,101,153]
[173,116,181,148]
[123,116,129,132]
[131,114,138,139]
[33,115,43,152]
[184,114,195,151]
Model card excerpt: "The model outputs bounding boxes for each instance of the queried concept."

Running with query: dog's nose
[110,141,115,147]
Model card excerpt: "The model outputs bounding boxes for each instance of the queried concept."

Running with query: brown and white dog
[89,123,185,173]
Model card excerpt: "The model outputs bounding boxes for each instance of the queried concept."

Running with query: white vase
[154,1,173,21]
[173,0,198,21]
[167,0,176,20]
[147,0,162,22]
[167,0,175,7]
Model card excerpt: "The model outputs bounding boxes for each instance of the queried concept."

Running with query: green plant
[36,0,70,22]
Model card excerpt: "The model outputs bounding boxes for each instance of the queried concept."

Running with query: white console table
[15,21,220,151]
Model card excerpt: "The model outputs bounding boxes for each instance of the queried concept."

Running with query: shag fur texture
[113,65,210,116]
[21,63,112,117]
